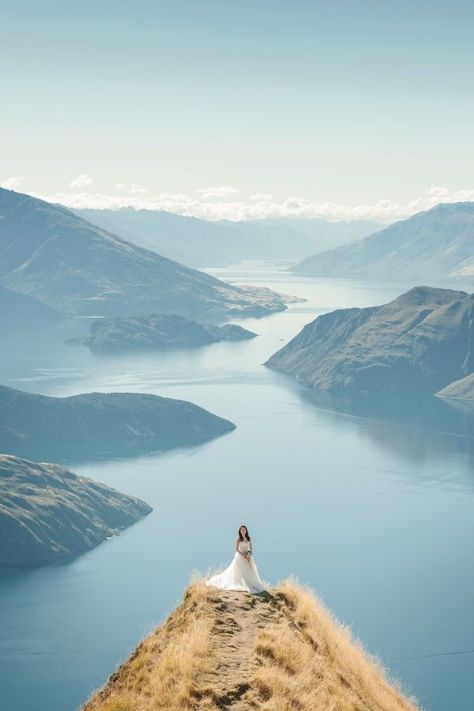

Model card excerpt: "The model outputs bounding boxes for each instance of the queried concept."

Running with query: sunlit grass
[247,578,419,710]
[84,578,419,711]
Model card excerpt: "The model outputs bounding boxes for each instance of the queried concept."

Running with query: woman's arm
[236,537,242,555]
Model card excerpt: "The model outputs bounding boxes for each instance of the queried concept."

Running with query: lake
[1,264,473,711]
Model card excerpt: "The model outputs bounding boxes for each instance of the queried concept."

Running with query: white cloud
[1,176,23,190]
[196,186,239,200]
[115,182,147,195]
[29,185,474,223]
[70,174,94,189]
[249,193,274,201]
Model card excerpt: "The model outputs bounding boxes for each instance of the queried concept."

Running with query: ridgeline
[83,580,418,711]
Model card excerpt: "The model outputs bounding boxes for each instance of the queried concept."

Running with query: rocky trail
[197,589,282,710]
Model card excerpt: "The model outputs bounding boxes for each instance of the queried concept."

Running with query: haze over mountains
[0,188,285,322]
[293,202,474,283]
[266,286,474,398]
[0,284,62,331]
[76,207,381,267]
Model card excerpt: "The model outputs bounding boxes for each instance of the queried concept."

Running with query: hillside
[293,202,474,282]
[77,207,380,268]
[0,385,235,459]
[0,284,62,331]
[0,454,151,566]
[266,286,474,397]
[83,580,418,711]
[0,188,285,321]
[73,313,256,353]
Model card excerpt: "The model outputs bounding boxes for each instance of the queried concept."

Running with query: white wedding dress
[206,538,267,593]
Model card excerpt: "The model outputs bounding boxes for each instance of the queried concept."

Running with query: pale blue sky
[1,0,473,219]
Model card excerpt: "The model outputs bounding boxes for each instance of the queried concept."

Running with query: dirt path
[197,588,282,710]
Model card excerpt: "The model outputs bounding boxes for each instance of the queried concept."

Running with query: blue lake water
[1,265,474,711]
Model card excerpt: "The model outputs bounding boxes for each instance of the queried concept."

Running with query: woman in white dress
[206,524,267,594]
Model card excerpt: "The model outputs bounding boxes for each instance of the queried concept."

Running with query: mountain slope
[293,202,474,281]
[83,580,418,711]
[0,385,235,459]
[0,188,285,320]
[266,286,474,397]
[0,284,62,331]
[76,207,381,267]
[0,454,152,566]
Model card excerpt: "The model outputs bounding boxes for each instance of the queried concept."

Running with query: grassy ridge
[83,580,419,711]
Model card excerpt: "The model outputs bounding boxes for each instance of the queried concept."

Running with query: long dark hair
[238,524,251,542]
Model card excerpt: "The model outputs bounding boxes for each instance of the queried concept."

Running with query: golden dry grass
[83,582,217,711]
[83,579,420,711]
[247,579,419,711]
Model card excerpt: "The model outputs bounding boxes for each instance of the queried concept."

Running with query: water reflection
[275,376,474,487]
[1,430,235,467]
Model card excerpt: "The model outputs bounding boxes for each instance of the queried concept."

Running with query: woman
[206,524,267,593]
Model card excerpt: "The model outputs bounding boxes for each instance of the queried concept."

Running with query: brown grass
[83,582,217,711]
[247,579,419,711]
[83,579,420,711]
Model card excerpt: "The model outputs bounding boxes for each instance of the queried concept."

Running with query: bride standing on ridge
[206,524,267,594]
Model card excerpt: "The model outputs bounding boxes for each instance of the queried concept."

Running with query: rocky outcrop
[0,454,152,566]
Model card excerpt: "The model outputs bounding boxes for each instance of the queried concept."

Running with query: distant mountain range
[73,313,256,353]
[76,208,381,268]
[0,385,235,460]
[0,188,285,321]
[293,202,474,282]
[0,454,152,566]
[266,286,474,398]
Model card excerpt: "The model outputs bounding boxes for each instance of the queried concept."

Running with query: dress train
[206,538,267,594]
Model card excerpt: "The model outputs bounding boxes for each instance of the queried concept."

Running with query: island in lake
[72,313,257,353]
[0,454,152,567]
